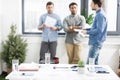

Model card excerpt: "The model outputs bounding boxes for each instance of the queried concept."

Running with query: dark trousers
[40,41,57,60]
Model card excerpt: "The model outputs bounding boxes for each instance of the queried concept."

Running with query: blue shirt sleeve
[87,14,106,35]
[38,16,43,28]
[56,16,63,30]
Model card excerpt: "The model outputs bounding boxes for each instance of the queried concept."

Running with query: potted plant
[81,8,94,25]
[78,60,85,74]
[1,24,27,74]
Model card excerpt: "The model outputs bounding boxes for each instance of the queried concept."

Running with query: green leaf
[81,8,94,25]
[78,60,85,67]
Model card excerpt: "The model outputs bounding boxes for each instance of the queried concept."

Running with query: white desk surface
[6,63,120,80]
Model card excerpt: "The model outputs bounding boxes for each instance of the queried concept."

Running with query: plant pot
[53,57,59,64]
[78,67,85,74]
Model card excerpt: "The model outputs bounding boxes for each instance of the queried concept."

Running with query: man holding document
[38,1,62,62]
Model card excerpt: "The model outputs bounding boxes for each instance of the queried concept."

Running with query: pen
[72,70,78,71]
[21,73,34,76]
[96,71,109,74]
[53,66,69,69]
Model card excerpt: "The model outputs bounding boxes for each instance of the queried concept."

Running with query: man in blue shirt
[82,0,107,64]
[38,1,62,62]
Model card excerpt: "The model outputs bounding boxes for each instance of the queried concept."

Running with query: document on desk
[19,63,39,71]
[87,66,109,74]
[94,67,109,73]
[45,16,57,27]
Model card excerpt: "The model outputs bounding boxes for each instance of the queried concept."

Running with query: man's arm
[73,16,86,30]
[82,15,106,35]
[38,16,45,30]
[50,26,59,31]
[63,18,74,32]
[38,23,46,30]
[87,15,105,35]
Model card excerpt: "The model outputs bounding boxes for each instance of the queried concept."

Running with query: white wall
[23,36,120,73]
[1,0,22,40]
[0,0,120,73]
[0,0,2,74]
[0,0,22,73]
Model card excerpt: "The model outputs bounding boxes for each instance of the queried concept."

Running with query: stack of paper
[45,16,57,27]
[19,63,39,71]
[94,67,109,73]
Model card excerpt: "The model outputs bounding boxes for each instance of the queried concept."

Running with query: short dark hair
[46,1,54,7]
[92,0,103,7]
[69,2,78,8]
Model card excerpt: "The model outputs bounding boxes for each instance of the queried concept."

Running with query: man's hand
[72,26,80,29]
[67,26,81,32]
[81,29,87,34]
[38,23,46,30]
[50,26,59,31]
[67,26,74,32]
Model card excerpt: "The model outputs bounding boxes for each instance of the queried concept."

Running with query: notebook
[94,67,109,73]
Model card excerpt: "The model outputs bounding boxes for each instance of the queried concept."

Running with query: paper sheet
[74,29,85,37]
[45,16,57,27]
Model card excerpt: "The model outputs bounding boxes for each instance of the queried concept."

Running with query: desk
[6,64,120,80]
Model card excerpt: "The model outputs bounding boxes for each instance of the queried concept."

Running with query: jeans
[87,43,103,65]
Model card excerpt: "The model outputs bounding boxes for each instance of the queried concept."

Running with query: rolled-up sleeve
[63,18,69,32]
[56,17,63,30]
[38,16,43,28]
[80,16,86,28]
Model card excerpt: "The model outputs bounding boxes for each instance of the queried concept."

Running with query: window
[22,0,81,34]
[87,0,120,35]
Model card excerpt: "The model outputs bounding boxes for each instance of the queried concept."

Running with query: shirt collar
[70,14,77,17]
[96,8,101,13]
[47,13,54,15]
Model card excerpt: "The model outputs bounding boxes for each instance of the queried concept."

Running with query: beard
[92,7,96,11]
[92,9,96,10]
[91,5,97,11]
[71,11,77,15]
[72,13,75,15]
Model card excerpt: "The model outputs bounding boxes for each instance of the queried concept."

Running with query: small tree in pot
[1,24,27,73]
